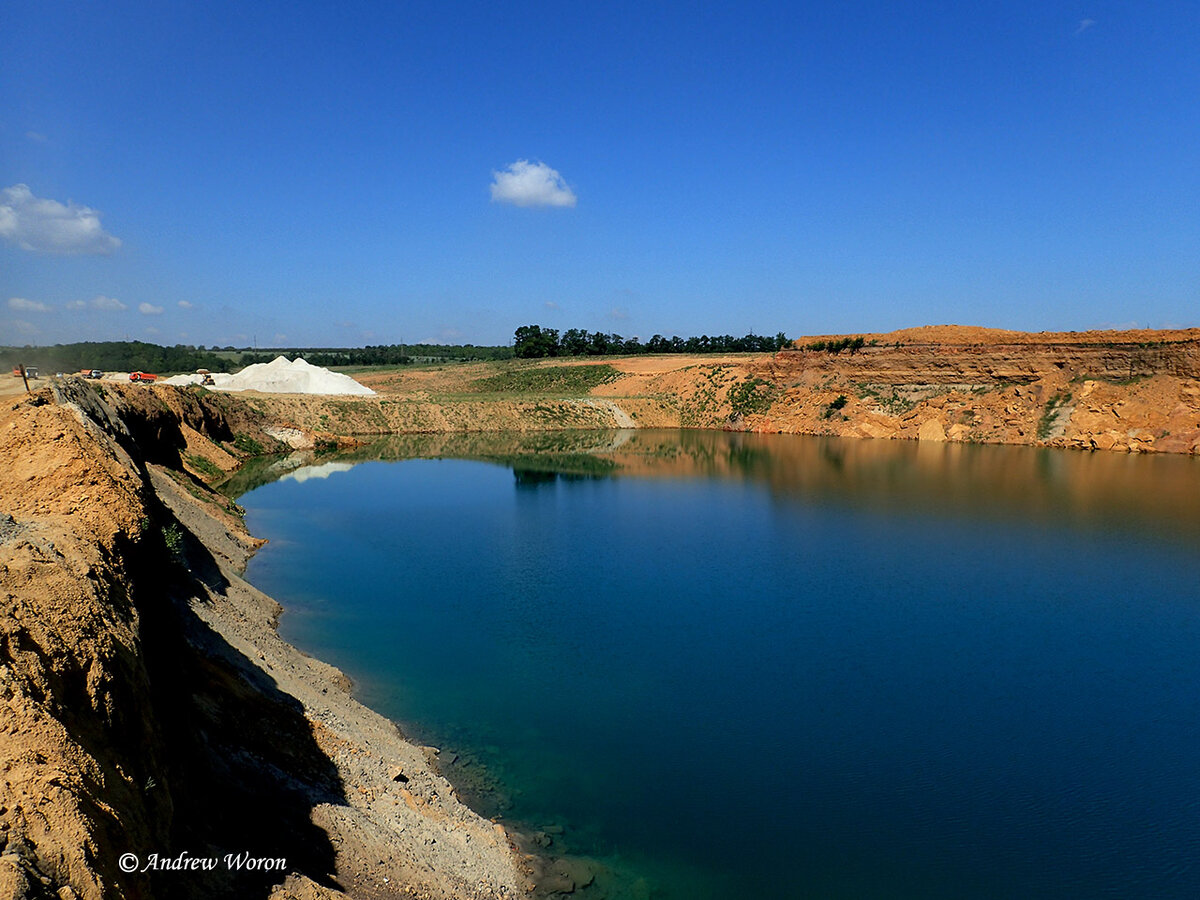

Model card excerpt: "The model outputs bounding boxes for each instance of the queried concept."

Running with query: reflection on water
[235,430,1200,900]
[233,429,1200,544]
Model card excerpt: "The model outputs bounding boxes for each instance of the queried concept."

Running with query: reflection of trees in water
[230,428,1200,544]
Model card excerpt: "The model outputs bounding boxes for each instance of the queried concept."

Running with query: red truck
[128,372,158,383]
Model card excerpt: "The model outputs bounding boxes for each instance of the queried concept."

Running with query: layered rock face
[753,338,1200,454]
[777,340,1200,386]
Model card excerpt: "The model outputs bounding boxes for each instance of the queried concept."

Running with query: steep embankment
[0,381,526,899]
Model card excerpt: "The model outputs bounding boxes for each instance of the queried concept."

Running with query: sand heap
[164,356,375,395]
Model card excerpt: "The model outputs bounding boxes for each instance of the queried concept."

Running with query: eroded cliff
[0,381,525,900]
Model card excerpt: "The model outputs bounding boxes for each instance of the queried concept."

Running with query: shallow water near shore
[238,431,1200,899]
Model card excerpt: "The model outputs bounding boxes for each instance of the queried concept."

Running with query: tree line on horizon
[512,325,791,359]
[0,341,238,375]
[239,343,513,367]
[0,341,515,374]
[1,327,795,376]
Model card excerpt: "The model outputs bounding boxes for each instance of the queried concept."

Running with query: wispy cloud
[92,295,127,311]
[138,302,164,316]
[66,299,87,311]
[8,297,51,313]
[177,300,194,309]
[0,184,122,254]
[25,132,48,144]
[1074,18,1096,35]
[544,300,561,310]
[490,160,577,208]
[608,306,630,321]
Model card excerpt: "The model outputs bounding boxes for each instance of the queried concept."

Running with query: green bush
[162,523,184,561]
[728,376,780,417]
[822,395,849,419]
[233,433,265,455]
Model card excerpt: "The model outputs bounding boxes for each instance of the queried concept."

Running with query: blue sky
[2,1,1198,348]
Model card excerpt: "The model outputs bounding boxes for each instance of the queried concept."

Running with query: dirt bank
[182,327,1200,456]
[0,381,529,899]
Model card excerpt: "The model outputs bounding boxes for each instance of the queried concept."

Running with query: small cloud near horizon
[0,184,122,254]
[544,301,560,310]
[138,302,164,315]
[92,295,127,311]
[490,160,577,208]
[8,297,51,313]
[608,306,630,321]
[178,300,194,309]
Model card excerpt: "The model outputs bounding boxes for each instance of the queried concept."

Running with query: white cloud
[0,184,122,254]
[177,300,194,309]
[138,302,164,315]
[490,160,577,208]
[7,319,38,336]
[92,295,127,311]
[66,299,87,311]
[8,297,51,313]
[144,326,160,335]
[1074,18,1096,35]
[544,300,561,310]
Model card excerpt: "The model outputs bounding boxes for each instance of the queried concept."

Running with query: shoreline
[0,380,542,898]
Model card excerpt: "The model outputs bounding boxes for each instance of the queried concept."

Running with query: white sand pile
[163,356,375,396]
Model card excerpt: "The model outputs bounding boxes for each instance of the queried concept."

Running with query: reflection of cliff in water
[228,428,1200,544]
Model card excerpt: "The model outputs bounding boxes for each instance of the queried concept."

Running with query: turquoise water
[238,431,1200,899]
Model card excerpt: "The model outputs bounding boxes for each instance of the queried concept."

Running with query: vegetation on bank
[512,325,791,358]
[240,343,514,367]
[0,340,515,376]
[465,364,620,395]
[802,336,870,354]
[0,341,238,375]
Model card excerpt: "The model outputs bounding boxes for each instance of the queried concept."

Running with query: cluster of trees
[0,341,237,374]
[513,325,791,359]
[802,337,868,354]
[241,343,513,367]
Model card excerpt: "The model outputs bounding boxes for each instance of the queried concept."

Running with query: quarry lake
[235,430,1200,899]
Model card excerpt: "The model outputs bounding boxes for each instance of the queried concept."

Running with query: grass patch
[466,364,619,396]
[233,433,266,455]
[1037,391,1073,440]
[184,453,223,481]
[727,376,780,417]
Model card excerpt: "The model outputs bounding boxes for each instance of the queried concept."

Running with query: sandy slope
[0,384,527,899]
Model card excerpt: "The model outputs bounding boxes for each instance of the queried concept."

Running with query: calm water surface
[237,431,1200,899]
